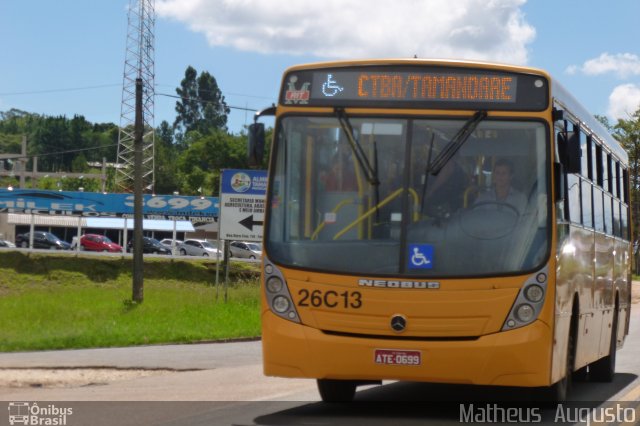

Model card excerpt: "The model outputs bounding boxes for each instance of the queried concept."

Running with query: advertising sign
[218,169,267,241]
[0,189,219,220]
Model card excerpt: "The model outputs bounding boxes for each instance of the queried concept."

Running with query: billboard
[0,189,219,220]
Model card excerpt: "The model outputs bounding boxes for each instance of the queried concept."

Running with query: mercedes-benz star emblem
[390,315,407,333]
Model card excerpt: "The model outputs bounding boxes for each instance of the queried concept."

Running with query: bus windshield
[266,115,549,277]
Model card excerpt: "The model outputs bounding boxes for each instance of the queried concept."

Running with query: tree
[173,66,230,140]
[197,71,230,133]
[611,109,640,247]
[154,120,179,194]
[175,130,249,195]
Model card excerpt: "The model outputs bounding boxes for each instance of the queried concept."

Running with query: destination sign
[281,66,548,111]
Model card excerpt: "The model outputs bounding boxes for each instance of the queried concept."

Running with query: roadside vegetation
[0,251,261,352]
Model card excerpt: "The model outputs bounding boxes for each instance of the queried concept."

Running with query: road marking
[619,382,640,401]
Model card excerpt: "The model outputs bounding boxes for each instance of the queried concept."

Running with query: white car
[229,241,262,259]
[179,239,222,258]
[0,238,16,248]
[160,238,183,247]
[159,238,183,253]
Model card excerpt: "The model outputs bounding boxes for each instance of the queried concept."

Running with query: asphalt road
[1,293,640,425]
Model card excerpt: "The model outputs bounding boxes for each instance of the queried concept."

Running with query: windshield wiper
[335,108,381,219]
[426,110,487,176]
[335,108,380,187]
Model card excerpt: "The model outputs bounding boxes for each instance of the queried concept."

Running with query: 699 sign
[297,289,362,309]
[123,195,217,217]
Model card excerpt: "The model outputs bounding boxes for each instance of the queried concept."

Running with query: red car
[80,234,123,252]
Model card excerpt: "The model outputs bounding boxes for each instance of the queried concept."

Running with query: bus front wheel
[317,379,356,402]
[537,316,577,403]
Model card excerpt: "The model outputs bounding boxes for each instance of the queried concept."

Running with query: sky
[1,0,639,135]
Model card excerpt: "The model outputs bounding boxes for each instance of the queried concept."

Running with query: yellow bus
[249,59,632,402]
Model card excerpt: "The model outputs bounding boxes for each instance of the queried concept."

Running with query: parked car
[229,241,262,259]
[127,237,171,254]
[80,234,123,252]
[159,238,183,249]
[15,231,71,250]
[179,239,222,258]
[0,238,16,248]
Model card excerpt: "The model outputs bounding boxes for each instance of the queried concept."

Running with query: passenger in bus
[474,158,526,213]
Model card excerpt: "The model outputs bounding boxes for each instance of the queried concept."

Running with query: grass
[0,251,261,352]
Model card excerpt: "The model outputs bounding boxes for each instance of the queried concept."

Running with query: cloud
[567,53,640,78]
[157,0,535,64]
[607,84,640,120]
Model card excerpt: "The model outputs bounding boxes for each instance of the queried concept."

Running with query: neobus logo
[358,279,440,289]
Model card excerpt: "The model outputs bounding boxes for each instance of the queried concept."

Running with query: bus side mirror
[248,123,265,167]
[558,131,581,174]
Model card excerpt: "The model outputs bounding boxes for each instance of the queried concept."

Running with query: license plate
[374,349,421,366]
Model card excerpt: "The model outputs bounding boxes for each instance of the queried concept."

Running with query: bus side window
[603,193,613,236]
[606,153,613,194]
[613,200,621,238]
[581,180,593,228]
[615,161,621,199]
[593,187,604,233]
[580,132,589,180]
[621,203,629,240]
[567,174,581,224]
[595,144,604,187]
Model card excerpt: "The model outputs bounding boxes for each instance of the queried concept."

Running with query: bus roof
[552,79,628,164]
[281,58,550,77]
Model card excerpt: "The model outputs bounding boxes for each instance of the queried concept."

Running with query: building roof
[7,214,195,232]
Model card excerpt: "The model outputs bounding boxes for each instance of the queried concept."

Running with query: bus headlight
[524,284,544,302]
[515,304,535,322]
[272,296,290,313]
[266,276,283,293]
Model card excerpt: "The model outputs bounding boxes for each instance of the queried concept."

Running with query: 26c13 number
[297,289,362,309]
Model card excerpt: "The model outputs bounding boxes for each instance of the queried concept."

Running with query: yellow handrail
[333,188,420,240]
[310,199,356,240]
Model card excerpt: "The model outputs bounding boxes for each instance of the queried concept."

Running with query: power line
[0,83,273,107]
[0,84,122,96]
[154,83,274,101]
[156,92,259,112]
[2,144,119,161]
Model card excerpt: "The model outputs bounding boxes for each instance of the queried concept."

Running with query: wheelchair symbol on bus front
[408,244,434,269]
[322,74,344,97]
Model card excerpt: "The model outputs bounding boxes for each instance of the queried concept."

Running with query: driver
[475,159,526,213]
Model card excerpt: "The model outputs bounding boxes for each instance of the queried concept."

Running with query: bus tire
[589,307,618,382]
[317,379,356,402]
[537,315,577,403]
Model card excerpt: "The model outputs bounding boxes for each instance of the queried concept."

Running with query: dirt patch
[0,368,175,388]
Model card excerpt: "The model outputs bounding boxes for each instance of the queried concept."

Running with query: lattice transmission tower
[115,0,155,192]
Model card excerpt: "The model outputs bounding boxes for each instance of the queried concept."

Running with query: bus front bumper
[262,311,553,387]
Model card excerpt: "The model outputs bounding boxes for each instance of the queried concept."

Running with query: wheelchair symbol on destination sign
[322,74,344,97]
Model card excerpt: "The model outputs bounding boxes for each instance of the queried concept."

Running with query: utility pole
[132,78,144,303]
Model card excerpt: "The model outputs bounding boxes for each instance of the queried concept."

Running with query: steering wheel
[460,201,520,240]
